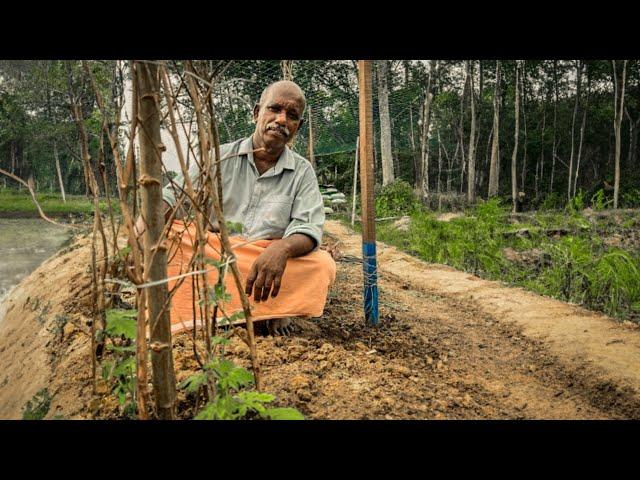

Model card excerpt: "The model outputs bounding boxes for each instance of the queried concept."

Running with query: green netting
[206,60,431,191]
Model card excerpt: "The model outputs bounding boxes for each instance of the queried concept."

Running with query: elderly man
[161,80,336,335]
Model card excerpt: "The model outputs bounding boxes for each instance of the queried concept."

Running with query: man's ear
[298,117,305,130]
[253,103,260,121]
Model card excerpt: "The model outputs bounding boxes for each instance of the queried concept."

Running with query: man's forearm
[278,233,316,259]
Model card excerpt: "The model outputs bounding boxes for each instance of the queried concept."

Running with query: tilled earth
[3,222,640,420]
[167,228,640,420]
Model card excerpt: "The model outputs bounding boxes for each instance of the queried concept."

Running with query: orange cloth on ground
[166,221,336,333]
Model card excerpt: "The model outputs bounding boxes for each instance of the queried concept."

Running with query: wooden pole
[358,61,379,326]
[136,61,177,419]
[351,136,360,226]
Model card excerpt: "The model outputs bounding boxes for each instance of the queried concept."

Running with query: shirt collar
[240,135,296,175]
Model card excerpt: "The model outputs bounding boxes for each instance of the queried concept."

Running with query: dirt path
[307,220,640,419]
[2,222,640,419]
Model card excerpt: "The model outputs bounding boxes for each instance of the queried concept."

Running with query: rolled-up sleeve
[283,166,325,248]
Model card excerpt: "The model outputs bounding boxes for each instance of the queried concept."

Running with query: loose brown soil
[2,221,640,419]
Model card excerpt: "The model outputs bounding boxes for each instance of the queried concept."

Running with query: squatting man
[138,80,336,336]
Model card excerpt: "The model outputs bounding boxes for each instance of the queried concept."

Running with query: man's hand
[245,242,289,302]
[244,233,315,302]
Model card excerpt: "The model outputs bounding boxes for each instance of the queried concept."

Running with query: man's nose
[275,110,287,124]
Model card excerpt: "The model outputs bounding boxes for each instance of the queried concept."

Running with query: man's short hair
[258,80,306,115]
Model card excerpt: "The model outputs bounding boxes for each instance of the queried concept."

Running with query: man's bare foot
[266,318,296,336]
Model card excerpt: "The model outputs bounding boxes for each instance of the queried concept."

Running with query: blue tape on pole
[362,241,379,326]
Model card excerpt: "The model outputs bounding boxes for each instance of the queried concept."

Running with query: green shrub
[590,189,613,211]
[566,190,585,214]
[622,188,640,208]
[375,180,420,218]
[539,192,564,211]
[366,198,640,322]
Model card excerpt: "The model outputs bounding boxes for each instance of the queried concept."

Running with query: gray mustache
[266,124,290,137]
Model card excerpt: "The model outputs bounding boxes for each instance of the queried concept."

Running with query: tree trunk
[447,140,456,192]
[629,118,639,169]
[437,128,443,195]
[574,63,591,198]
[613,60,628,209]
[377,60,394,186]
[10,141,16,175]
[409,105,419,183]
[488,60,501,197]
[458,65,468,195]
[135,60,177,419]
[474,61,483,186]
[520,61,528,196]
[550,60,559,193]
[568,60,582,201]
[511,61,521,213]
[467,60,477,203]
[537,100,546,200]
[53,140,66,203]
[420,61,437,198]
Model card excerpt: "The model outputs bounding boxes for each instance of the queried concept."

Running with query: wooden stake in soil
[358,61,379,326]
[136,61,177,419]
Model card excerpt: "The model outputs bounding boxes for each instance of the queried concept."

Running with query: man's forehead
[260,82,305,110]
[265,87,303,103]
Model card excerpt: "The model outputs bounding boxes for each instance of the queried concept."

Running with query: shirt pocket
[258,194,294,235]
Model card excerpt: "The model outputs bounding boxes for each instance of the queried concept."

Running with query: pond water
[0,218,73,307]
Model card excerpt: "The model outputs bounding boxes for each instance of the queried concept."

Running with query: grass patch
[0,188,117,216]
[344,199,640,322]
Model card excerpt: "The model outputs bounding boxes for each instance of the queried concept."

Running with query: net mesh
[201,60,430,190]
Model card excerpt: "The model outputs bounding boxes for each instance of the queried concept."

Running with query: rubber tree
[488,60,501,198]
[419,60,437,197]
[612,60,628,209]
[377,60,394,186]
[511,61,521,213]
[467,60,477,203]
[567,60,582,201]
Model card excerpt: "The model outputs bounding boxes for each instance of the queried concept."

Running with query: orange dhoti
[166,221,337,334]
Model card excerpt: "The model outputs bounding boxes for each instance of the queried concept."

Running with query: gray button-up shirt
[162,136,325,247]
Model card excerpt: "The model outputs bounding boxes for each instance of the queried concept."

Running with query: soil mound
[2,221,640,419]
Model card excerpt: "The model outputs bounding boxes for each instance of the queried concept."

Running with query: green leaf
[195,397,242,420]
[179,372,208,394]
[205,359,254,391]
[235,391,275,416]
[117,245,131,259]
[264,407,305,420]
[113,356,136,377]
[225,221,243,234]
[106,344,136,353]
[225,311,245,323]
[210,336,231,347]
[225,365,255,390]
[205,258,223,267]
[105,309,137,340]
[101,361,113,380]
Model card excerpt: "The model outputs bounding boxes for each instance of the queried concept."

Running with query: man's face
[253,85,304,152]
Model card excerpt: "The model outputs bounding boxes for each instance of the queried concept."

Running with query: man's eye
[268,106,279,112]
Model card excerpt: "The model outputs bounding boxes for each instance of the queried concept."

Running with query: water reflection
[0,219,72,306]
